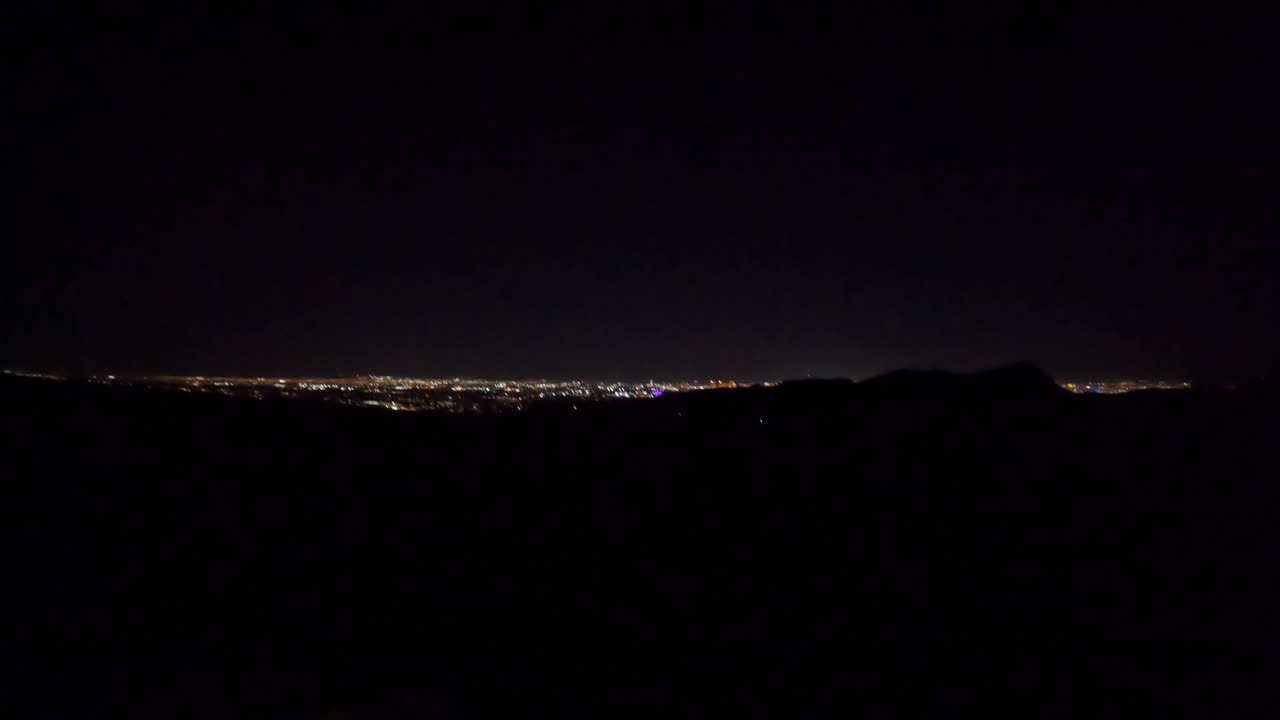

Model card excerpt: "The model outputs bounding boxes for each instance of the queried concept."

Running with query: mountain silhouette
[4,369,1278,717]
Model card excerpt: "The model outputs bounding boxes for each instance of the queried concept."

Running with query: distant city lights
[59,374,747,415]
[2,369,1203,414]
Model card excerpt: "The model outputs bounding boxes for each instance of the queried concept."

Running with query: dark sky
[8,5,1278,381]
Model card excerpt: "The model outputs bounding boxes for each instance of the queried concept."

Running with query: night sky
[8,6,1278,381]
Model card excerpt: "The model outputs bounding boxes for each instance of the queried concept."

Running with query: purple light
[652,389,664,397]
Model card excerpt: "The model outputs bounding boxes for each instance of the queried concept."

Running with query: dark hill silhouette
[857,363,1064,399]
[4,370,1279,718]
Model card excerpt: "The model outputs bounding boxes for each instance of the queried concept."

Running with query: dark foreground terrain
[6,367,1279,717]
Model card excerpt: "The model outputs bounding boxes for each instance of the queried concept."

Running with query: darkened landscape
[7,369,1279,717]
[7,5,1280,717]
